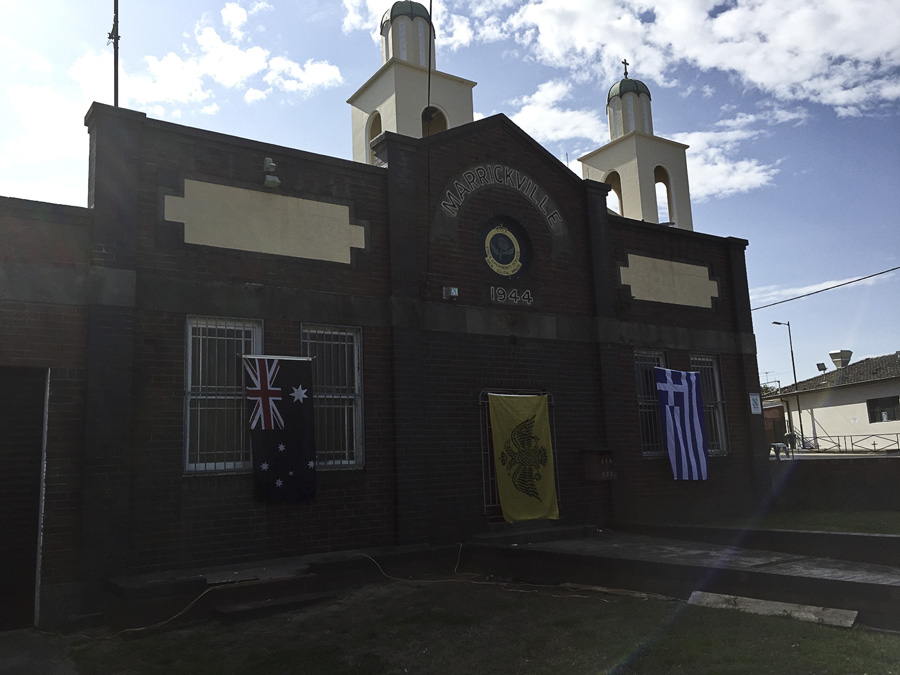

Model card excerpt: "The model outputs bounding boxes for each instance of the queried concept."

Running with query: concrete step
[469,522,598,546]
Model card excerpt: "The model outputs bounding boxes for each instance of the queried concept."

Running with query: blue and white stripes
[655,367,709,480]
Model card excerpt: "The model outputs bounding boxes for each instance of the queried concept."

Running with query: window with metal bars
[634,349,667,456]
[866,395,899,423]
[184,316,262,472]
[690,353,729,455]
[300,324,364,468]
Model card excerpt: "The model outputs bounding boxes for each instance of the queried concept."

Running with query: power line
[751,266,900,311]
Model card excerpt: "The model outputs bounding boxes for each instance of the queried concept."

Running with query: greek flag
[655,367,709,480]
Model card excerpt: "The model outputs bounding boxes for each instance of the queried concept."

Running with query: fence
[802,433,900,453]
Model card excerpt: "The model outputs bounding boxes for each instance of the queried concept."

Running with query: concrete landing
[461,531,900,630]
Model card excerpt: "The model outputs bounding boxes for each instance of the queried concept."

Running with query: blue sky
[1,0,898,386]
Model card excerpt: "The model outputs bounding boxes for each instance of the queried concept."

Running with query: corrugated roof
[771,351,900,396]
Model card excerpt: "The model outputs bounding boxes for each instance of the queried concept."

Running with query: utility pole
[773,321,805,452]
[108,0,120,107]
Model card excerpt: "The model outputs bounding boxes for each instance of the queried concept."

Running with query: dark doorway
[0,367,47,630]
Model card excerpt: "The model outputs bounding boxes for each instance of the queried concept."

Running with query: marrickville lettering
[440,164,566,236]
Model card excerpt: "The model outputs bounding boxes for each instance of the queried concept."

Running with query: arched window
[654,165,674,225]
[422,106,447,137]
[604,171,623,215]
[368,112,383,165]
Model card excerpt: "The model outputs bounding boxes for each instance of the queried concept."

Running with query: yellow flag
[488,394,559,523]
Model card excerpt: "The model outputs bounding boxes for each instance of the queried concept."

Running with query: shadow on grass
[67,578,900,675]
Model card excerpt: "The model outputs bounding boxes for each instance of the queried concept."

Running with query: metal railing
[801,433,900,453]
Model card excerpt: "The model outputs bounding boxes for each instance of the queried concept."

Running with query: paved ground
[529,533,900,587]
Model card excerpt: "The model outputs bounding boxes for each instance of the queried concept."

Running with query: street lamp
[773,321,805,453]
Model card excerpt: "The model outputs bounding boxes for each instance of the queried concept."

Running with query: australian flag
[655,367,709,480]
[243,356,316,502]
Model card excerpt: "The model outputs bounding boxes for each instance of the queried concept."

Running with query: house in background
[763,350,900,451]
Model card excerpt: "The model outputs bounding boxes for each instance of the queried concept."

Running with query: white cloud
[443,13,475,50]
[419,0,900,115]
[264,57,344,95]
[126,51,212,106]
[221,2,249,41]
[201,102,221,115]
[244,87,269,103]
[195,27,269,88]
[1,84,86,170]
[248,2,273,15]
[673,126,780,201]
[750,273,895,307]
[0,35,53,74]
[508,80,606,144]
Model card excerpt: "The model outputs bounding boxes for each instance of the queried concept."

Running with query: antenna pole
[108,0,120,107]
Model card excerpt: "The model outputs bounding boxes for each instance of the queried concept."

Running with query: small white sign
[749,393,762,415]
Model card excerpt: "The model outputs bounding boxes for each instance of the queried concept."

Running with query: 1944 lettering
[490,286,534,305]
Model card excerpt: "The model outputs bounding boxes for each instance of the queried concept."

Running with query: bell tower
[579,62,694,230]
[347,1,476,164]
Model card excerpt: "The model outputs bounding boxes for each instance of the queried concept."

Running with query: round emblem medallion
[482,216,531,278]
[484,225,522,276]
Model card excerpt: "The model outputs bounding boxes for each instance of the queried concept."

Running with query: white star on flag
[291,385,308,403]
[261,462,269,471]
[278,443,285,452]
[308,460,316,469]
[275,479,283,487]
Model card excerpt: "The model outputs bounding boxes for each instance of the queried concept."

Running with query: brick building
[0,2,768,629]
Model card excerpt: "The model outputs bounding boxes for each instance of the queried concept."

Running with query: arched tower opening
[422,106,447,137]
[604,171,623,215]
[654,165,674,225]
[367,112,383,164]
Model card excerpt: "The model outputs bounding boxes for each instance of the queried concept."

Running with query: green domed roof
[382,1,431,26]
[607,78,652,104]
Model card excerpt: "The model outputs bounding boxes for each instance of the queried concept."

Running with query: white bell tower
[579,62,694,230]
[347,1,476,165]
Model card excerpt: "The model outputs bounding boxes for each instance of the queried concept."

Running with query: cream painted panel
[620,254,718,308]
[165,180,365,264]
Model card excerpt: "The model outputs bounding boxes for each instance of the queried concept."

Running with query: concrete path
[530,533,900,587]
[464,530,900,630]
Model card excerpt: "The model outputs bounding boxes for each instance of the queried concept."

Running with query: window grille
[634,349,666,456]
[479,390,558,514]
[300,324,364,468]
[185,316,262,472]
[691,353,729,455]
[867,396,900,423]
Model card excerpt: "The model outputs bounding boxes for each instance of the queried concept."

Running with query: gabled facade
[0,1,769,629]
[0,104,769,628]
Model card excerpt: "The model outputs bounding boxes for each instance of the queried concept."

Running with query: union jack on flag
[244,357,284,430]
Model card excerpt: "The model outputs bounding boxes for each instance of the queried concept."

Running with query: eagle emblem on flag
[244,357,284,430]
[500,415,548,501]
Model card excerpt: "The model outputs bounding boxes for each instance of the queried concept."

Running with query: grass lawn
[714,509,900,535]
[67,578,900,675]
